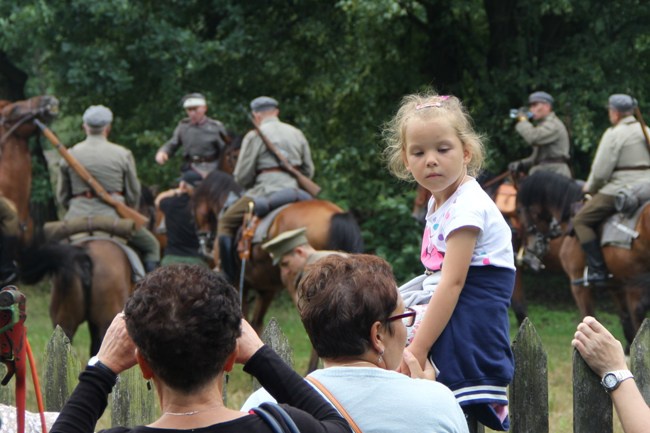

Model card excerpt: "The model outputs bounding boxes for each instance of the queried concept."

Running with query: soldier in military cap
[262,227,345,300]
[155,93,229,177]
[509,91,572,178]
[572,94,650,286]
[57,105,160,272]
[215,96,315,281]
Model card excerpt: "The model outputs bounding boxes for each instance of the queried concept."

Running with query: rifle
[245,111,321,197]
[34,119,150,229]
[634,106,650,151]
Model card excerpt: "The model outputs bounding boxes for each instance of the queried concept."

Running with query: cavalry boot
[0,235,19,286]
[571,239,612,286]
[217,235,237,283]
[143,260,159,273]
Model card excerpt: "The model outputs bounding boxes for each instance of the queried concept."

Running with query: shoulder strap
[306,375,363,433]
[251,402,301,433]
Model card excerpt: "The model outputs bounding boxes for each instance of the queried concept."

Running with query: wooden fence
[1,318,649,432]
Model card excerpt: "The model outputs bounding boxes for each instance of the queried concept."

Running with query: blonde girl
[384,92,515,431]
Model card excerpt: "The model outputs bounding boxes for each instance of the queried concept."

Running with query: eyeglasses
[386,307,416,327]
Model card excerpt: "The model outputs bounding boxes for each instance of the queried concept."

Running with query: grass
[2,271,631,432]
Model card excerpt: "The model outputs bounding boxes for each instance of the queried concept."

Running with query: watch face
[603,373,618,389]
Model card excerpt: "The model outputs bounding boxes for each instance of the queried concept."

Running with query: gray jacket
[516,112,571,177]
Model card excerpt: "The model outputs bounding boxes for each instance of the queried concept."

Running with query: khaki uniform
[158,117,227,163]
[574,115,650,243]
[515,112,572,177]
[57,134,160,262]
[218,116,314,236]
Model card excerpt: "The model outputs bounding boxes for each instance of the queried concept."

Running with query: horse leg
[560,236,594,317]
[49,273,85,344]
[510,269,528,326]
[249,289,279,334]
[87,321,102,356]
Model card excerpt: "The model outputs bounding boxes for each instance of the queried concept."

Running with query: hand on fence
[97,312,138,374]
[235,319,264,365]
[572,316,627,377]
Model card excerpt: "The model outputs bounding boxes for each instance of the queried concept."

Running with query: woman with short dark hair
[50,264,350,433]
[244,254,468,432]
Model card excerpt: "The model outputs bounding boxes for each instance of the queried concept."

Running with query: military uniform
[574,114,650,243]
[218,115,315,237]
[57,118,160,265]
[157,117,228,173]
[515,112,572,177]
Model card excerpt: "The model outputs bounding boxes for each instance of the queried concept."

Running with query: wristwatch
[87,355,118,384]
[601,369,634,392]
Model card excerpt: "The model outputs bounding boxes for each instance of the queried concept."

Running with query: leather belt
[257,165,300,175]
[72,190,123,199]
[614,165,650,171]
[188,154,218,163]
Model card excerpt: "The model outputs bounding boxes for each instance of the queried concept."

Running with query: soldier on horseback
[572,94,650,286]
[155,93,229,177]
[215,96,315,282]
[509,91,572,178]
[57,105,160,272]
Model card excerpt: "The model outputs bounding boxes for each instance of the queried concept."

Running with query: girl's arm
[405,226,479,369]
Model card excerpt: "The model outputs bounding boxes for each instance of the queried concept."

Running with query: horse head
[516,171,584,270]
[0,95,59,143]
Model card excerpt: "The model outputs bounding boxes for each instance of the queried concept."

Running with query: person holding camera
[509,91,572,178]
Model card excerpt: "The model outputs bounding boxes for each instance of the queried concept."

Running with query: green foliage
[4,0,650,276]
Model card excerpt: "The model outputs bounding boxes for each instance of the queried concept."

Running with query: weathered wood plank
[630,318,650,404]
[111,367,158,427]
[573,348,612,433]
[43,326,80,411]
[511,318,548,433]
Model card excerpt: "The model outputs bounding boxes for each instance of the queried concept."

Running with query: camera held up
[509,107,533,120]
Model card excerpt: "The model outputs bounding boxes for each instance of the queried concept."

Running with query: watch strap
[87,355,118,385]
[601,369,634,391]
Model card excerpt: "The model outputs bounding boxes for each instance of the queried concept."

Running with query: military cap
[182,93,207,108]
[262,227,308,265]
[82,105,113,127]
[528,91,554,105]
[250,96,279,112]
[608,94,637,112]
[179,170,203,188]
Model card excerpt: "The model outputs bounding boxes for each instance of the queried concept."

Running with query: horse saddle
[601,201,649,250]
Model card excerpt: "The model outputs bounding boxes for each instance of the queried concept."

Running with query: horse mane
[326,212,364,253]
[18,243,93,294]
[193,170,243,210]
[518,171,584,222]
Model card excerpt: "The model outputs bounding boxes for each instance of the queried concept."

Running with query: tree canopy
[3,0,650,280]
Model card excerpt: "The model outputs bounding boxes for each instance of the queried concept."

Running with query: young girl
[384,92,516,431]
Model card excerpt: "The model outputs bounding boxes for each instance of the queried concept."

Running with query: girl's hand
[401,350,436,380]
[96,313,137,374]
[398,346,427,375]
[572,316,627,377]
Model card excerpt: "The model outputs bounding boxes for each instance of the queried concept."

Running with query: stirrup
[571,269,613,287]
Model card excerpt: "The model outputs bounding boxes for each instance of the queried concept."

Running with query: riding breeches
[573,193,617,243]
[216,196,254,238]
[129,227,161,262]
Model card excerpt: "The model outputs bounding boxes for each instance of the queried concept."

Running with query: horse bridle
[0,98,57,146]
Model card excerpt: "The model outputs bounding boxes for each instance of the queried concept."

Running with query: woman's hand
[401,349,436,380]
[398,346,427,375]
[234,319,264,364]
[96,313,137,374]
[572,316,627,377]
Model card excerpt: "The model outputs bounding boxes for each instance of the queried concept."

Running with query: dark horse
[193,170,364,332]
[1,97,134,355]
[517,171,650,344]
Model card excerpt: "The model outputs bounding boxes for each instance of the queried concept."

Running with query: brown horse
[0,95,59,243]
[517,171,650,344]
[193,170,364,332]
[0,96,135,355]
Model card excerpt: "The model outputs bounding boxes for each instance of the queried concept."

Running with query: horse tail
[19,244,93,295]
[326,212,364,253]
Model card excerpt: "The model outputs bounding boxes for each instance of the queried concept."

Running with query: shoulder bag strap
[251,402,301,433]
[306,375,363,433]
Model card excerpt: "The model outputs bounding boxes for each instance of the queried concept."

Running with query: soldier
[510,91,572,178]
[0,196,19,285]
[215,96,315,281]
[572,94,650,286]
[155,93,228,177]
[57,105,160,272]
[261,227,346,301]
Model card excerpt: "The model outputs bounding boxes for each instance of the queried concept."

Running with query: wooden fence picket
[111,366,158,427]
[631,319,650,402]
[43,325,80,412]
